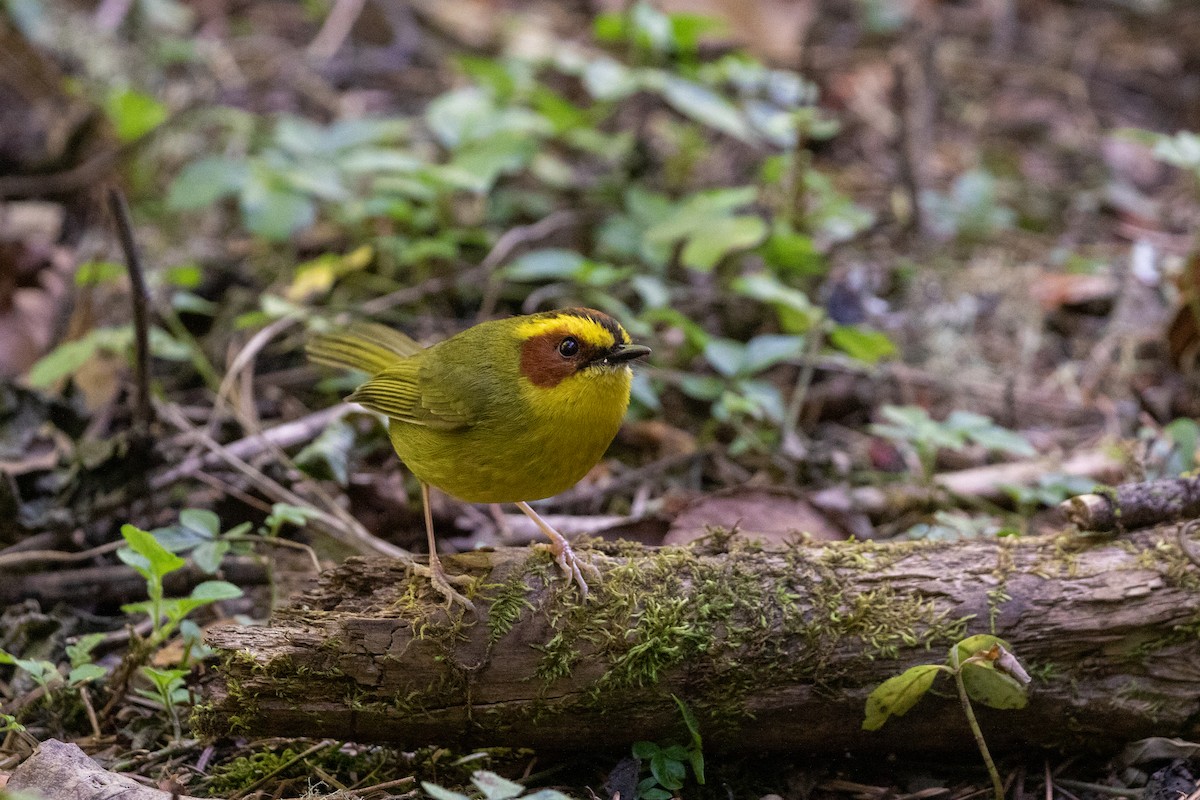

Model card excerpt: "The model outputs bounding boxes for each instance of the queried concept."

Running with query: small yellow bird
[307,308,650,609]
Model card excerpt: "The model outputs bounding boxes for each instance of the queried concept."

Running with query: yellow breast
[389,365,632,504]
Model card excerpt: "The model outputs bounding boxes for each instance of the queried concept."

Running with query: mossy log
[198,528,1200,755]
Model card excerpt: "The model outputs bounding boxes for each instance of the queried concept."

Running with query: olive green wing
[346,352,483,431]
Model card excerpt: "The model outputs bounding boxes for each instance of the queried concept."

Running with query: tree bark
[198,528,1200,755]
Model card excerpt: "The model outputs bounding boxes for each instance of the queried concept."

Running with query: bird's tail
[306,322,423,375]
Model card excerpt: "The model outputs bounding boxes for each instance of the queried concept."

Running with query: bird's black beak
[601,343,652,365]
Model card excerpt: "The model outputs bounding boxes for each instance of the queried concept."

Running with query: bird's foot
[410,561,476,612]
[534,538,601,600]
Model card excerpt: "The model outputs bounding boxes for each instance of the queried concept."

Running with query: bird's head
[513,308,651,391]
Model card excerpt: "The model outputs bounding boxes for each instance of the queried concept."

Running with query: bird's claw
[410,561,476,611]
[534,539,601,600]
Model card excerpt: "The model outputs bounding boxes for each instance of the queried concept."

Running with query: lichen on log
[198,529,1200,754]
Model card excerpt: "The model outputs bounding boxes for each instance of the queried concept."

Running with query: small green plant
[136,667,190,741]
[632,695,705,800]
[0,635,107,707]
[863,635,1032,800]
[117,522,243,649]
[423,771,575,800]
[921,169,1015,242]
[1136,418,1200,480]
[1122,128,1200,194]
[871,405,1035,483]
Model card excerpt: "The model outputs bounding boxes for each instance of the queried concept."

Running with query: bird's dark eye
[558,336,580,358]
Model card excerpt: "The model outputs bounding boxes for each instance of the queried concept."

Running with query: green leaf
[679,215,767,271]
[180,508,220,539]
[340,148,423,174]
[141,666,188,692]
[639,787,672,800]
[659,76,755,142]
[703,338,745,378]
[730,273,818,333]
[451,136,539,192]
[862,664,943,730]
[471,771,524,800]
[632,741,660,759]
[75,261,126,286]
[294,418,356,485]
[581,57,639,101]
[25,327,133,387]
[240,182,316,241]
[828,325,896,365]
[119,524,186,581]
[504,249,587,282]
[264,503,321,534]
[168,157,245,210]
[943,411,1035,457]
[961,662,1029,710]
[192,540,230,574]
[164,263,203,288]
[760,226,822,275]
[188,580,244,603]
[650,753,686,790]
[678,375,724,402]
[66,633,106,668]
[104,88,168,142]
[67,663,107,685]
[743,334,805,374]
[660,744,690,761]
[672,693,701,741]
[953,634,1009,662]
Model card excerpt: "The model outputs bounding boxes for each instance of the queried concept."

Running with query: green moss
[524,535,973,724]
[485,569,535,644]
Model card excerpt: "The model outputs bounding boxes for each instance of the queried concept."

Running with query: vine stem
[950,647,1005,800]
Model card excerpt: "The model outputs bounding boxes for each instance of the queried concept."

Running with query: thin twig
[224,533,323,574]
[476,210,577,321]
[307,0,367,60]
[1053,783,1137,800]
[156,402,407,559]
[783,317,828,445]
[78,685,103,739]
[107,187,153,436]
[207,315,300,441]
[0,539,124,570]
[151,404,351,490]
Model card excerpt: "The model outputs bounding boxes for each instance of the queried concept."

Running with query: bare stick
[1060,476,1200,532]
[107,188,153,436]
[151,404,350,489]
[476,210,577,321]
[307,0,366,60]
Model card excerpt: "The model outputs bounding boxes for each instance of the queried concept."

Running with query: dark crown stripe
[556,307,629,345]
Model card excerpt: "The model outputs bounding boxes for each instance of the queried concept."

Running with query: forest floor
[2,0,1200,799]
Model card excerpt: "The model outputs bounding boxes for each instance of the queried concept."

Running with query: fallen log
[198,528,1200,755]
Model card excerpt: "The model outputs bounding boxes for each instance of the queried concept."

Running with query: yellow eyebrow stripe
[514,313,619,349]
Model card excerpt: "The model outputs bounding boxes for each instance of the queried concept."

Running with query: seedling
[117,523,243,649]
[863,634,1032,800]
[871,405,1035,483]
[136,667,190,741]
[632,695,706,800]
